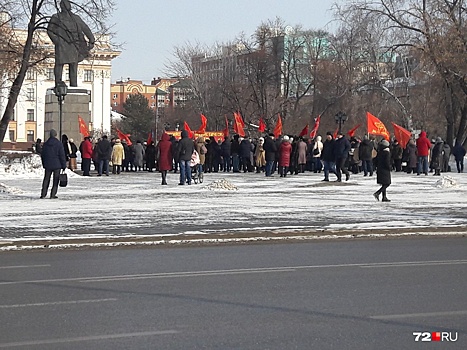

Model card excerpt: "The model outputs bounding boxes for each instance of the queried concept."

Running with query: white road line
[0,260,465,286]
[0,330,179,348]
[0,264,50,269]
[0,298,117,309]
[360,260,467,268]
[371,310,467,320]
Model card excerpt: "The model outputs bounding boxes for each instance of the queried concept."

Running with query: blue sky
[110,0,336,83]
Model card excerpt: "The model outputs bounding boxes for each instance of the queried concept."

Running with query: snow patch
[434,175,459,188]
[205,178,238,191]
[0,152,43,177]
[0,183,24,194]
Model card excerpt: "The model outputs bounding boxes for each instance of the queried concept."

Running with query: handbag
[59,171,68,187]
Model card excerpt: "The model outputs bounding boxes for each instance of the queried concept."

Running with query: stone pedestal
[44,88,91,142]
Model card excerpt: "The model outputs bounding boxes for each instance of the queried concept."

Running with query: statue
[47,0,95,87]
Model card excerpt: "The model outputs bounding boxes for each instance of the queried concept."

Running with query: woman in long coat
[297,137,308,173]
[156,133,173,185]
[278,136,292,177]
[254,137,266,173]
[405,139,418,174]
[111,139,125,174]
[374,140,392,202]
[195,136,206,179]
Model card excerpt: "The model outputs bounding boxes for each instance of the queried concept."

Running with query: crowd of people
[36,128,467,199]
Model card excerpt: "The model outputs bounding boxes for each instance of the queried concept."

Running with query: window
[27,130,35,142]
[113,93,118,99]
[27,109,35,121]
[84,70,93,82]
[46,68,54,81]
[113,102,118,107]
[9,130,15,142]
[26,87,35,101]
[26,69,35,80]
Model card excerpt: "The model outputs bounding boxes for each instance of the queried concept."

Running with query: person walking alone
[40,129,66,199]
[373,140,392,202]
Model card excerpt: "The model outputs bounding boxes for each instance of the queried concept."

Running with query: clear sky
[110,0,336,83]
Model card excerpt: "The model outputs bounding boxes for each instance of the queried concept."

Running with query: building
[0,24,120,150]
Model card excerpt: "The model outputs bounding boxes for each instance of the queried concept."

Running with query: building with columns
[0,25,120,150]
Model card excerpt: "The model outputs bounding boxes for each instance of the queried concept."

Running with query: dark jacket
[321,138,335,162]
[177,130,195,161]
[263,136,277,162]
[333,136,351,159]
[41,137,67,170]
[221,139,231,157]
[376,145,391,185]
[96,138,112,160]
[452,143,466,161]
[240,139,252,158]
[359,138,374,161]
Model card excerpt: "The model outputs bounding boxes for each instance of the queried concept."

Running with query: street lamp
[334,111,348,134]
[54,81,68,138]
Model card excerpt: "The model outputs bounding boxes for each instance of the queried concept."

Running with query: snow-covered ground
[0,152,466,250]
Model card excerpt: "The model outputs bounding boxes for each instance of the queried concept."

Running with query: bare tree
[337,0,467,145]
[0,0,115,150]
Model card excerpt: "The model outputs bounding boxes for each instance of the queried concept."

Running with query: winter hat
[49,129,57,138]
[436,137,443,143]
[259,137,264,143]
[381,140,390,147]
[283,135,289,141]
[69,138,73,143]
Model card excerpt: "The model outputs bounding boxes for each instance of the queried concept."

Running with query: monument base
[44,87,91,143]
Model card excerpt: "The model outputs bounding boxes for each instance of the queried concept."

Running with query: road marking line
[371,310,467,320]
[0,298,117,309]
[0,260,465,285]
[0,264,50,269]
[0,330,179,348]
[360,260,467,268]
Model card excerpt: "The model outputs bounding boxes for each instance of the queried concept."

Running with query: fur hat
[283,135,289,141]
[381,140,390,147]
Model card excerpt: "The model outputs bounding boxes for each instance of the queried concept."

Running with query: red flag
[116,128,132,146]
[391,122,412,148]
[273,114,282,138]
[147,131,154,145]
[222,116,229,137]
[233,112,246,137]
[333,127,339,139]
[309,115,321,139]
[347,124,361,137]
[184,121,194,138]
[299,124,309,137]
[367,112,390,141]
[258,118,266,132]
[197,114,207,133]
[78,115,89,137]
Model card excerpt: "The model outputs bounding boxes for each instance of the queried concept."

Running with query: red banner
[116,128,132,146]
[258,118,266,132]
[273,114,282,138]
[197,114,208,133]
[233,112,246,137]
[367,112,390,141]
[391,122,412,148]
[299,124,309,137]
[309,115,321,139]
[78,115,89,137]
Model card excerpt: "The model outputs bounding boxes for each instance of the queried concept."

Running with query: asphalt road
[0,237,466,349]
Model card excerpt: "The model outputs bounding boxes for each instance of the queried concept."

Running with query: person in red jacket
[156,132,173,185]
[79,136,93,176]
[278,135,292,177]
[416,131,432,175]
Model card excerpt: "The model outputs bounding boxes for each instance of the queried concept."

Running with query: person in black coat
[231,135,241,172]
[359,135,374,176]
[240,137,252,172]
[145,141,157,172]
[177,130,195,185]
[333,132,351,182]
[221,137,232,172]
[321,132,336,181]
[96,135,112,176]
[40,129,67,199]
[452,142,466,173]
[263,134,277,177]
[374,140,392,202]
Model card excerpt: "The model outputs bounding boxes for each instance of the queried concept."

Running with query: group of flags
[77,110,413,149]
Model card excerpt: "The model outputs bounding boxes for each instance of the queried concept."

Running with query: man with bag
[40,129,67,199]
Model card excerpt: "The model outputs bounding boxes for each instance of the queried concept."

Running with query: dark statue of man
[47,0,95,87]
